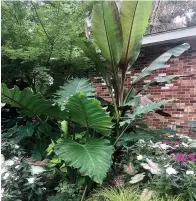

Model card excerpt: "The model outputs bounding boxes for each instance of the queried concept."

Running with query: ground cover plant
[112,134,196,201]
[1,1,195,201]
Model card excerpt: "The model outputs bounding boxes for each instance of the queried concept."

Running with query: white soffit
[142,26,196,46]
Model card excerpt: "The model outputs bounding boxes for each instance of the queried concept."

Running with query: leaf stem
[31,1,53,46]
[108,86,119,122]
[113,122,132,146]
[86,125,89,142]
[119,70,126,105]
[108,86,120,137]
[36,115,50,134]
[124,85,134,105]
[80,185,87,201]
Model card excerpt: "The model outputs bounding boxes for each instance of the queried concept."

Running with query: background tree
[147,0,196,34]
[1,1,94,94]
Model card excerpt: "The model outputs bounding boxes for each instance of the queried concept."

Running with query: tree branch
[31,1,53,46]
[4,2,20,25]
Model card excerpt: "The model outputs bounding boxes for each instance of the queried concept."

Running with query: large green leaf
[155,75,184,83]
[129,99,174,118]
[92,1,123,67]
[2,122,35,141]
[54,138,114,184]
[118,128,170,145]
[124,95,157,109]
[120,99,174,126]
[133,43,190,83]
[18,122,34,137]
[66,92,113,136]
[142,75,185,91]
[120,1,152,68]
[124,75,183,104]
[1,83,68,120]
[54,78,95,107]
[143,74,194,91]
[2,126,18,138]
[77,40,109,84]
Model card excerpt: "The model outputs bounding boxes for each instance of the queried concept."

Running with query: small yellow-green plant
[87,187,182,201]
[87,187,140,201]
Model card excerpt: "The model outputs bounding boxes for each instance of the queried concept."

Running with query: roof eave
[142,26,196,47]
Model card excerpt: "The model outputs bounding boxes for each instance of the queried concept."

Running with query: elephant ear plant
[78,1,190,143]
[1,1,191,200]
[1,80,114,200]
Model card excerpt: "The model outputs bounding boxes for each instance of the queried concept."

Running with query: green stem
[67,167,76,184]
[108,86,120,137]
[123,85,134,105]
[119,70,126,105]
[36,115,50,134]
[80,185,87,201]
[113,122,131,146]
[108,87,119,122]
[86,126,89,142]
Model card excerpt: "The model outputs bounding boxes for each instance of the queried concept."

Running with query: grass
[87,187,140,201]
[86,187,182,201]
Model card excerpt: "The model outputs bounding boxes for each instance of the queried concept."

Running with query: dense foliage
[117,134,196,201]
[2,1,94,92]
[1,1,195,201]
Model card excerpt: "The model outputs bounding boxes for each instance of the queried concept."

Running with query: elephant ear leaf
[120,1,152,69]
[92,1,123,67]
[54,138,114,184]
[133,43,190,84]
[1,83,68,120]
[54,78,95,107]
[66,92,113,136]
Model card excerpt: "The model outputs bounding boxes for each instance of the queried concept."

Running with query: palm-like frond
[54,78,95,107]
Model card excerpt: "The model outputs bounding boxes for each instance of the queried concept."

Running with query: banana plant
[78,1,190,141]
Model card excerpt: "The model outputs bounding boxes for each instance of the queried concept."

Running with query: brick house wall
[90,39,196,136]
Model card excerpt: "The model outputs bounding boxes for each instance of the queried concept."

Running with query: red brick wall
[90,39,196,136]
